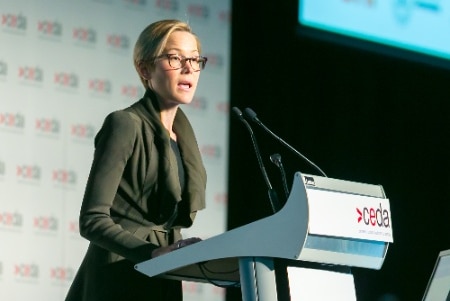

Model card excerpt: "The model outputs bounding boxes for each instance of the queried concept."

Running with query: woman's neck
[160,107,178,141]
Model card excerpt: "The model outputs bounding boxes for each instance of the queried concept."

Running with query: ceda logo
[16,164,41,180]
[88,78,112,94]
[0,112,25,129]
[202,53,224,70]
[0,161,5,176]
[35,117,61,134]
[106,34,130,50]
[0,61,7,76]
[18,66,44,82]
[188,96,208,111]
[68,220,79,234]
[37,20,62,37]
[33,215,58,231]
[0,211,23,227]
[121,84,143,98]
[71,123,96,140]
[155,0,179,11]
[356,203,391,228]
[50,267,75,281]
[1,13,27,31]
[52,169,77,185]
[14,263,39,279]
[123,0,147,6]
[54,72,79,89]
[187,4,209,19]
[73,27,96,44]
[200,144,221,159]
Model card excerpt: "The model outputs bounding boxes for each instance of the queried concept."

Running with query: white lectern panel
[288,267,357,301]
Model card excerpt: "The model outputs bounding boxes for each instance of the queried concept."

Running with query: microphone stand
[244,108,327,178]
[232,107,281,213]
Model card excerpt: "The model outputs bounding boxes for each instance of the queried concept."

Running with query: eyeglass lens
[168,55,206,70]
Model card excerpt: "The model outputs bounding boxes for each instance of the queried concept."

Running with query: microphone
[243,107,327,177]
[232,107,280,213]
[270,153,290,200]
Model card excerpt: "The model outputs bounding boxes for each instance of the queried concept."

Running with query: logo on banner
[0,60,7,78]
[71,123,96,140]
[0,211,23,229]
[187,4,209,19]
[52,169,77,186]
[37,19,62,38]
[203,53,224,69]
[50,267,75,282]
[214,192,228,205]
[0,112,25,131]
[54,71,79,89]
[73,27,97,45]
[356,203,391,228]
[0,161,5,177]
[35,117,61,135]
[92,0,114,3]
[155,0,179,11]
[218,10,231,24]
[1,13,27,32]
[68,219,80,235]
[200,144,221,160]
[121,84,144,99]
[18,65,44,83]
[106,33,130,50]
[187,96,208,112]
[33,215,59,232]
[16,164,41,181]
[216,102,229,115]
[123,0,147,7]
[88,78,112,95]
[14,263,39,281]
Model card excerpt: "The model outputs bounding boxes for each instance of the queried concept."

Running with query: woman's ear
[137,61,150,80]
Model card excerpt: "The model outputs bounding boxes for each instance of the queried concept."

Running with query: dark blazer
[65,89,207,301]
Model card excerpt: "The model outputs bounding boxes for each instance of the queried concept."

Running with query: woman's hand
[151,237,202,258]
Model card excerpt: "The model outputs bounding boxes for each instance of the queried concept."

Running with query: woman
[65,19,208,301]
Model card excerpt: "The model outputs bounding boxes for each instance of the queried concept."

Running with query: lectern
[135,172,393,300]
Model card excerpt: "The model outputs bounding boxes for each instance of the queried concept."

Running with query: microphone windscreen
[243,108,258,121]
[231,107,243,119]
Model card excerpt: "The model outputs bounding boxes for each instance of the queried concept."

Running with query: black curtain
[227,1,450,300]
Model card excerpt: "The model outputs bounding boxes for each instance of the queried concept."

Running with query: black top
[170,138,185,192]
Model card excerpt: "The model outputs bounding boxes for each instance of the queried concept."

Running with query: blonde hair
[133,19,202,89]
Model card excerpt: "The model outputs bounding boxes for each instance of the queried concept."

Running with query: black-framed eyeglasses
[153,53,208,71]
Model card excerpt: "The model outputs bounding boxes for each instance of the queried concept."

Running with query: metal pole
[239,257,278,301]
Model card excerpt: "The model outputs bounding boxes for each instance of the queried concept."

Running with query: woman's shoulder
[96,110,143,141]
[104,109,141,127]
[102,108,158,140]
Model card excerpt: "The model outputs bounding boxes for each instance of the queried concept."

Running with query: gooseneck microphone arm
[243,108,328,178]
[232,107,280,213]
